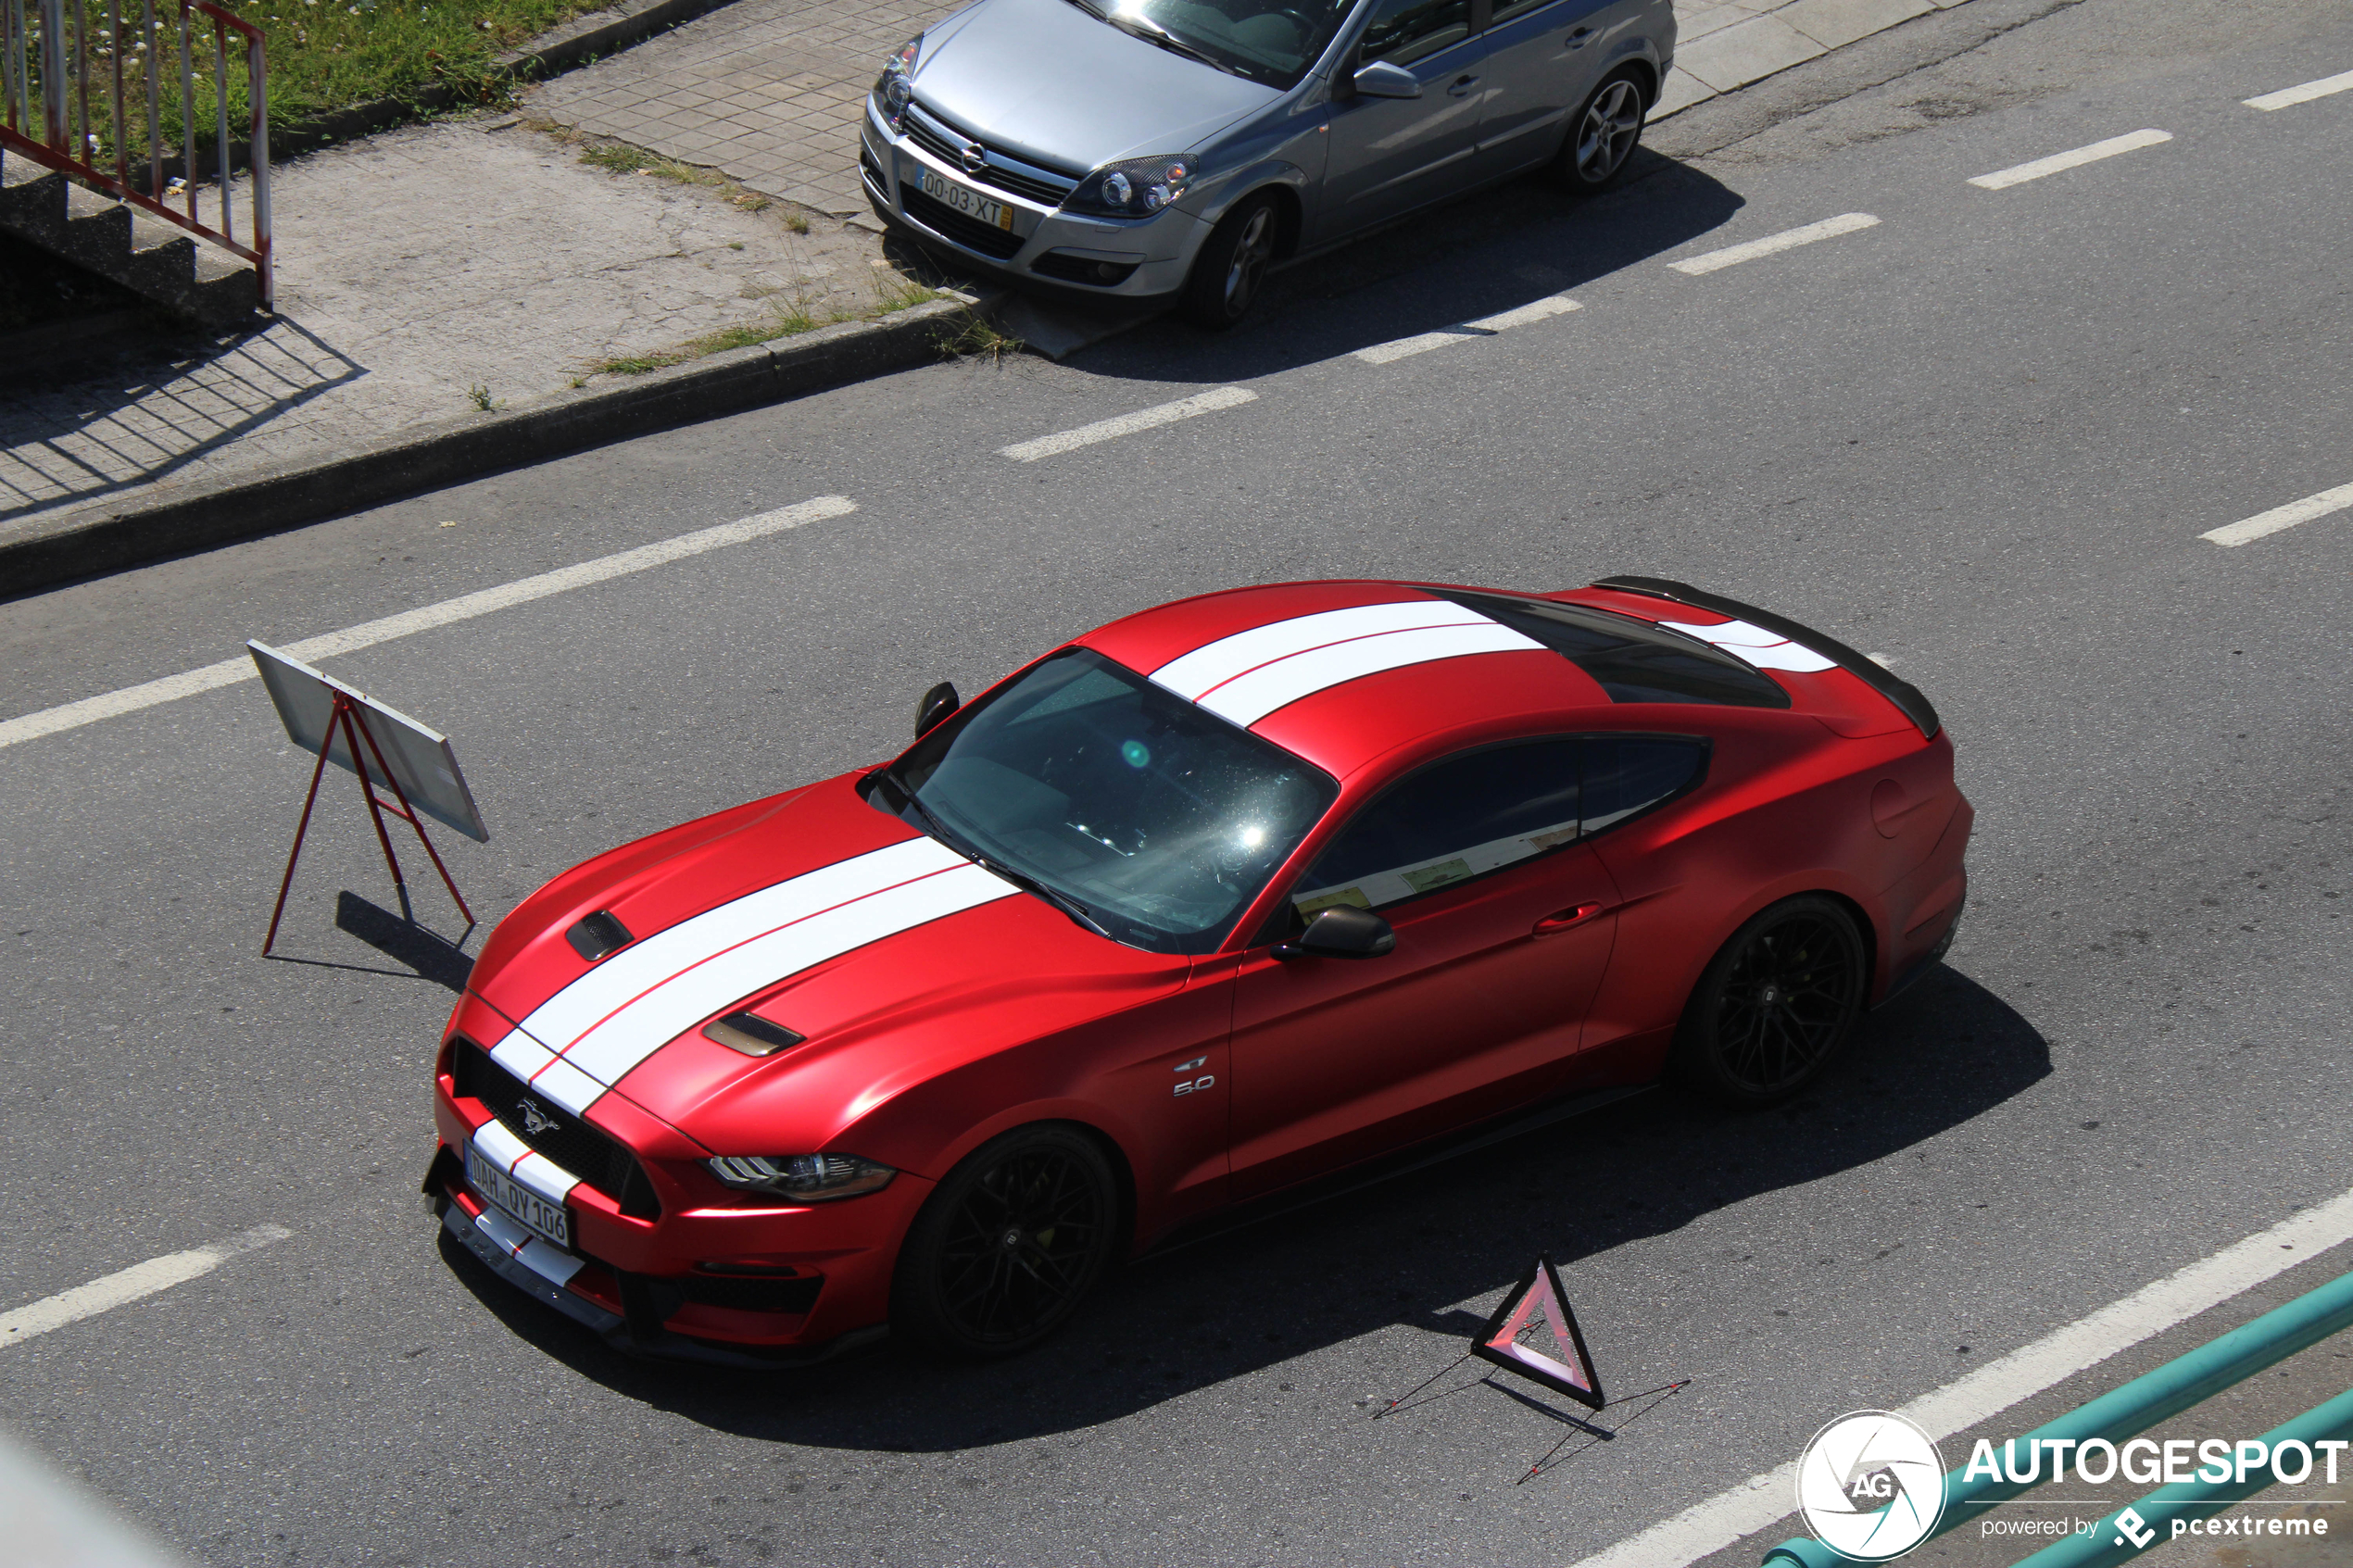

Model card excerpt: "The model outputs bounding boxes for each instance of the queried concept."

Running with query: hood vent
[703,1010,806,1058]
[566,909,633,961]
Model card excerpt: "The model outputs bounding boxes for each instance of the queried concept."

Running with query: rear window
[1433,590,1790,709]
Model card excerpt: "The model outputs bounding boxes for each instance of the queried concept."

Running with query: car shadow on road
[1044,150,1746,383]
[439,961,2049,1446]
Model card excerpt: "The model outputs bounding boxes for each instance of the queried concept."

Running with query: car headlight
[706,1153,897,1201]
[1065,155,1192,218]
[875,34,921,127]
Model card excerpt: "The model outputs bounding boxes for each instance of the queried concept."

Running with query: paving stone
[1780,0,1932,48]
[1675,13,1828,93]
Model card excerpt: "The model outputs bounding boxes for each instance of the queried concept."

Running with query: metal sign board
[247,641,489,843]
[1472,1255,1604,1409]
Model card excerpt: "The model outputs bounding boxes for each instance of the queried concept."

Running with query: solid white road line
[999,386,1257,461]
[1666,214,1880,276]
[1566,1186,2353,1568]
[2245,69,2353,110]
[1968,129,2172,190]
[2201,481,2353,546]
[0,495,858,753]
[1353,295,1582,362]
[0,1223,291,1350]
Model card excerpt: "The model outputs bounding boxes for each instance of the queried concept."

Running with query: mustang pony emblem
[517,1098,561,1136]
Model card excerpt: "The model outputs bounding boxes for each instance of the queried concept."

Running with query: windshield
[1088,0,1357,89]
[883,647,1337,953]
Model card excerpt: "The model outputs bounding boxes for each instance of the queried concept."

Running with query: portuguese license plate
[918,166,1015,232]
[467,1143,571,1250]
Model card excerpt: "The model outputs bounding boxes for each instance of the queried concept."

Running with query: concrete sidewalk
[1,0,1982,557]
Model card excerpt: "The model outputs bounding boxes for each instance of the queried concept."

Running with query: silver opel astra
[862,0,1676,326]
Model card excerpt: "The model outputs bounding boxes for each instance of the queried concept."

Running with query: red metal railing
[2,0,271,308]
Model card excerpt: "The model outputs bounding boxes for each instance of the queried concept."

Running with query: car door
[1473,0,1632,176]
[1227,736,1624,1198]
[1314,0,1491,244]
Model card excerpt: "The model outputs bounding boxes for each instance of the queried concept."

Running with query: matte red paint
[432,579,1971,1357]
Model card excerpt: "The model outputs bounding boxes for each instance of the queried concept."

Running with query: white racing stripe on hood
[496,836,1018,1115]
[1659,617,1838,673]
[1151,600,1543,727]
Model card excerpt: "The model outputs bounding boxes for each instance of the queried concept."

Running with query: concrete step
[1,154,257,328]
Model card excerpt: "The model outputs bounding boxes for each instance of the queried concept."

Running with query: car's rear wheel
[1553,69,1648,194]
[891,1123,1118,1359]
[1671,896,1867,1104]
[1180,193,1280,329]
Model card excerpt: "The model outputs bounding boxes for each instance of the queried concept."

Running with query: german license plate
[467,1142,571,1249]
[918,166,1015,232]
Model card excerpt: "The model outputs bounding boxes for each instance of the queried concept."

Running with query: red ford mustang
[429,577,1971,1364]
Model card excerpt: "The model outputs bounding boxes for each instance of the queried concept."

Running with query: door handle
[1533,902,1604,936]
[1566,24,1593,45]
[1447,73,1479,95]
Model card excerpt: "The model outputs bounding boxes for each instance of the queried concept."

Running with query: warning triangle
[1470,1256,1604,1409]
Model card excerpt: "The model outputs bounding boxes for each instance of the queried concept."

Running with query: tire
[890,1123,1119,1359]
[1670,896,1868,1105]
[1180,193,1280,330]
[1553,69,1648,194]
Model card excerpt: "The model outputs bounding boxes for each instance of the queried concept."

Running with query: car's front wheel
[1670,895,1867,1104]
[1180,193,1280,329]
[1554,69,1648,194]
[891,1123,1119,1359]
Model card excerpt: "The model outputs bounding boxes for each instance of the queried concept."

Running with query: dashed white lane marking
[1000,386,1257,461]
[2246,68,2353,110]
[2201,480,2353,546]
[0,495,857,753]
[1666,214,1880,276]
[1566,1185,2353,1568]
[1968,128,2172,189]
[1353,295,1583,363]
[0,1224,291,1350]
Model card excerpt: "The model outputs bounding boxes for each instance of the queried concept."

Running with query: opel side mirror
[915,681,960,738]
[1352,60,1422,99]
[1275,904,1397,960]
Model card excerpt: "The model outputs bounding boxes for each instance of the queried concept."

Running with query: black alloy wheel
[1672,895,1867,1104]
[1181,194,1279,329]
[892,1124,1118,1358]
[1555,70,1647,194]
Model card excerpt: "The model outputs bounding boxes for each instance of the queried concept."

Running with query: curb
[0,295,991,597]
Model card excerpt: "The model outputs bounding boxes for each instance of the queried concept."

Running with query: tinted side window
[1357,0,1471,65]
[1487,0,1553,24]
[1583,736,1707,834]
[1292,739,1580,914]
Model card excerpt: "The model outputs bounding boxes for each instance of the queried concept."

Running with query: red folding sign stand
[263,690,474,956]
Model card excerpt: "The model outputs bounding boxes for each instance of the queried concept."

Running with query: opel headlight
[707,1152,898,1201]
[1066,155,1192,218]
[875,35,921,127]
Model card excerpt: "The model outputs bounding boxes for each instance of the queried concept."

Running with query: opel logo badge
[518,1098,560,1137]
[961,141,988,173]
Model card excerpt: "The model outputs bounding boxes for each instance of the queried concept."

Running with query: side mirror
[1328,45,1361,102]
[1275,904,1396,960]
[914,681,960,738]
[1351,59,1422,99]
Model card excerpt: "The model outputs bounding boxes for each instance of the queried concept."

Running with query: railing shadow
[0,311,364,519]
[437,963,2050,1446]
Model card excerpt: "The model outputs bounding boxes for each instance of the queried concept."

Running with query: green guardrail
[1760,1265,2353,1568]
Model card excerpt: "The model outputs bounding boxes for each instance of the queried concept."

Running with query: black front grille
[900,187,1025,259]
[1032,251,1139,287]
[451,1039,660,1218]
[902,106,1078,207]
[674,1273,823,1315]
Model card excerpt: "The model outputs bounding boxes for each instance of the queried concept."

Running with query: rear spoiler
[1590,576,1941,740]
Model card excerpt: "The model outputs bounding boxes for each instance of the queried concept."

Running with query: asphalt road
[2,0,2350,1562]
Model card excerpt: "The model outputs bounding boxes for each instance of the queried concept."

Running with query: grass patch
[36,0,629,157]
[937,312,1023,363]
[539,123,774,211]
[582,279,959,379]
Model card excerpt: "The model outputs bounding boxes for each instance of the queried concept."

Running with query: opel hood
[912,0,1279,170]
